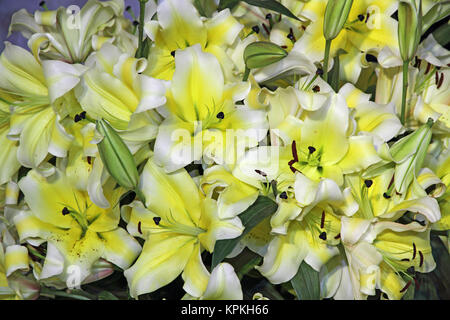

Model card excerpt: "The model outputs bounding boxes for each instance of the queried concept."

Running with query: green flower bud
[323,0,354,40]
[96,119,139,190]
[243,41,288,69]
[390,118,433,194]
[398,0,423,62]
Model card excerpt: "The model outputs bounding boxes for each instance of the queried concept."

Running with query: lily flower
[182,263,243,300]
[153,44,267,172]
[0,95,20,185]
[8,0,135,63]
[143,0,243,81]
[13,168,141,284]
[122,157,244,298]
[293,0,399,83]
[0,43,75,169]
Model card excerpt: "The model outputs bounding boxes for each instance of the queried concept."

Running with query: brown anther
[87,156,92,165]
[364,180,373,188]
[262,23,270,35]
[252,25,260,34]
[320,211,325,229]
[216,111,224,119]
[280,191,288,199]
[153,217,161,225]
[419,251,424,267]
[291,140,298,162]
[255,169,267,177]
[399,280,412,293]
[138,221,142,234]
[425,62,431,75]
[365,13,370,23]
[334,233,341,239]
[319,231,327,240]
[435,71,439,85]
[437,73,444,89]
[312,85,320,92]
[62,207,70,215]
[412,243,417,260]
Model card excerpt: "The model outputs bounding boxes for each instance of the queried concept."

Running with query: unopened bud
[96,119,139,190]
[243,41,288,69]
[398,0,422,62]
[323,0,354,40]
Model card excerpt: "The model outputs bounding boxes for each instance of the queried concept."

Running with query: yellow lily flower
[182,263,243,300]
[153,44,268,172]
[0,43,77,169]
[9,0,135,63]
[122,157,244,298]
[293,0,399,83]
[14,168,141,284]
[0,95,20,185]
[143,0,243,81]
[76,43,167,131]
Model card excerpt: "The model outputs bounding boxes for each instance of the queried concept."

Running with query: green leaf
[433,23,450,47]
[211,196,278,269]
[243,0,301,21]
[194,0,218,17]
[422,1,450,34]
[291,262,320,300]
[218,0,240,10]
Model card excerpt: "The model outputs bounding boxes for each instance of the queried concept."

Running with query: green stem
[400,60,409,125]
[137,0,148,57]
[243,67,250,82]
[323,39,332,82]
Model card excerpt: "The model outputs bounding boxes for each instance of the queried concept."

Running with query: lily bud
[390,118,433,194]
[398,0,423,62]
[323,0,354,40]
[243,41,288,69]
[96,119,139,190]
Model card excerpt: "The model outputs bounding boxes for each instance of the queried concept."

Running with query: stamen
[266,13,272,20]
[366,54,378,63]
[308,146,316,154]
[425,62,431,75]
[80,111,86,119]
[357,14,364,21]
[170,51,175,57]
[320,211,325,229]
[138,221,142,234]
[412,243,416,260]
[312,85,320,92]
[255,169,267,177]
[319,231,327,240]
[364,179,373,188]
[401,258,410,261]
[252,25,260,34]
[262,23,270,35]
[437,73,444,89]
[132,21,139,27]
[287,28,296,42]
[62,207,70,216]
[316,68,324,76]
[399,280,412,293]
[383,192,391,199]
[280,191,288,199]
[281,45,288,49]
[334,233,341,239]
[87,156,92,165]
[419,251,423,267]
[407,266,415,274]
[216,111,224,119]
[291,141,298,162]
[74,114,82,123]
[153,217,161,225]
[365,13,370,23]
[435,71,439,85]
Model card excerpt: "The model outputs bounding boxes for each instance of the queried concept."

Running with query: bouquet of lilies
[0,0,448,300]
